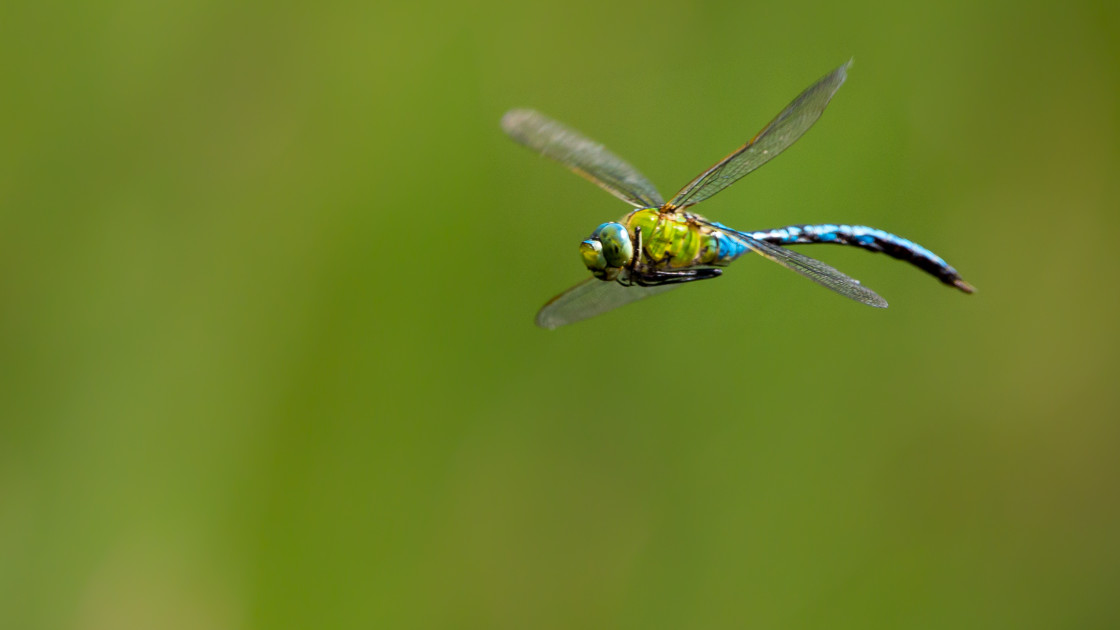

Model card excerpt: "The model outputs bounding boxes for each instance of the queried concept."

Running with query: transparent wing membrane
[737,231,888,308]
[535,278,679,329]
[502,109,664,208]
[667,61,851,209]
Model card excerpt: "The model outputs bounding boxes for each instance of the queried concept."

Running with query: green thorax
[624,208,721,268]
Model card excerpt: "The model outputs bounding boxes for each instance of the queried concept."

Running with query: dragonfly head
[581,222,633,281]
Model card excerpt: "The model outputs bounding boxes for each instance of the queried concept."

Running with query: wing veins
[502,109,664,208]
[702,219,888,308]
[667,60,852,210]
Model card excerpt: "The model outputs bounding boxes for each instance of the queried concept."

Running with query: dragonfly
[502,61,973,329]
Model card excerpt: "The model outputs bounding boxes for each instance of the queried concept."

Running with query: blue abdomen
[746,224,973,292]
[710,225,750,263]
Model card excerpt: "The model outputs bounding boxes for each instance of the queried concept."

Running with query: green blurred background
[2,0,1118,628]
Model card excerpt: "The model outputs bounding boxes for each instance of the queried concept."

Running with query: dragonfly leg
[632,268,722,286]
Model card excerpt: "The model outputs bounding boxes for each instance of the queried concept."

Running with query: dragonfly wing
[502,109,664,208]
[741,233,888,307]
[536,278,679,329]
[667,61,851,209]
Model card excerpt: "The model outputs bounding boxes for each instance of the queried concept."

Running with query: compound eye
[594,223,633,267]
[580,239,607,272]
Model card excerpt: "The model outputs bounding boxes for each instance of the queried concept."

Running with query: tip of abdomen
[952,278,976,294]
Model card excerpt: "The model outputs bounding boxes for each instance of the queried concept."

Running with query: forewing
[502,109,664,208]
[535,278,679,329]
[667,61,851,209]
[740,233,888,307]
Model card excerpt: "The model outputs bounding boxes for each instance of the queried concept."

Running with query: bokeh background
[2,1,1118,628]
